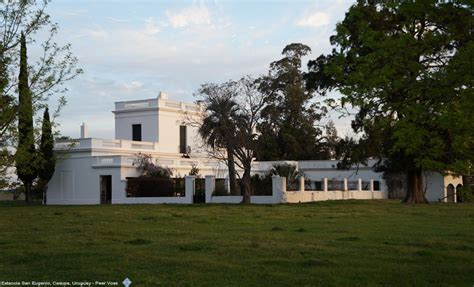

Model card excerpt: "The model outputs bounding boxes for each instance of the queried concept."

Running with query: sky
[41,0,355,139]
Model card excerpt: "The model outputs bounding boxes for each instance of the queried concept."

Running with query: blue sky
[43,0,354,138]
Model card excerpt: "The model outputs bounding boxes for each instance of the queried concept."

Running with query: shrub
[214,179,229,196]
[270,164,304,191]
[126,177,184,197]
[457,185,473,202]
[189,164,200,177]
[251,174,272,196]
[133,153,173,178]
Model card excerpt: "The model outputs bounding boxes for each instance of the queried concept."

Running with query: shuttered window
[179,125,187,153]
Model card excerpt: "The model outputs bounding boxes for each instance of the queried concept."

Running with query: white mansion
[47,93,462,205]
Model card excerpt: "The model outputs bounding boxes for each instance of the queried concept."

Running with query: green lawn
[0,200,473,286]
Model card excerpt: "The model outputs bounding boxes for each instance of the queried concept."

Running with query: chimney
[158,91,168,100]
[80,123,88,138]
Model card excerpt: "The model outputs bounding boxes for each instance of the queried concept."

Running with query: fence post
[185,175,195,204]
[358,178,362,192]
[454,187,457,203]
[300,176,305,192]
[323,178,328,192]
[370,179,375,199]
[205,175,215,203]
[343,178,348,191]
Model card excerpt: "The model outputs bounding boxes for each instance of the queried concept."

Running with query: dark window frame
[179,125,187,153]
[132,124,142,141]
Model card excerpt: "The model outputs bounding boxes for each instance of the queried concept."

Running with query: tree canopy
[257,43,329,161]
[0,0,82,188]
[15,32,37,203]
[306,1,474,202]
[197,77,265,203]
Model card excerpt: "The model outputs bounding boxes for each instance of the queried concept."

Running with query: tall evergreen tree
[257,43,328,160]
[15,32,37,204]
[38,107,55,205]
[0,1,82,179]
[0,43,14,189]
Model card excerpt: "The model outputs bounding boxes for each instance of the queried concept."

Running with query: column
[205,175,215,203]
[185,175,195,204]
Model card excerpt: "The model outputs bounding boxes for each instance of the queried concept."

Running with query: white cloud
[143,18,161,35]
[166,4,211,28]
[124,80,143,90]
[87,28,107,38]
[296,12,330,27]
[106,16,129,23]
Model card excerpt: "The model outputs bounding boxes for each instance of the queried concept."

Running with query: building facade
[47,93,459,205]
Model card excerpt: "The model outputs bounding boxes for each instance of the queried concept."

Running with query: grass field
[0,200,473,286]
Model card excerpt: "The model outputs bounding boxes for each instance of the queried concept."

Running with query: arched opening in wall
[456,184,464,202]
[446,184,455,203]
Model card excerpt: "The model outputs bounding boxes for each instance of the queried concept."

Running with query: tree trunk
[402,169,428,204]
[24,182,31,204]
[240,169,252,204]
[227,147,238,195]
[43,183,48,205]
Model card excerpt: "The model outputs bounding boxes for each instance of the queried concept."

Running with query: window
[373,181,380,191]
[132,124,142,141]
[179,125,187,153]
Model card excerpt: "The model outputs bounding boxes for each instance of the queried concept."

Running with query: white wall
[424,172,445,202]
[115,110,159,142]
[48,157,121,205]
[156,109,202,155]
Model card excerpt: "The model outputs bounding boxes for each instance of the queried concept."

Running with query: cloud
[166,4,211,28]
[124,80,143,90]
[143,18,161,35]
[296,12,330,27]
[106,16,129,23]
[87,28,107,38]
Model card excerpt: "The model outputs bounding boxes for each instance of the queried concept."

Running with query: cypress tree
[15,32,37,204]
[39,107,55,205]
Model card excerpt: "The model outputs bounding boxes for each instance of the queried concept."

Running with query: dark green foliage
[257,43,329,161]
[15,33,37,203]
[37,107,55,203]
[251,174,272,196]
[0,46,15,189]
[126,177,182,197]
[306,1,474,202]
[270,163,303,182]
[0,1,82,181]
[197,83,240,196]
[39,107,55,181]
[456,185,473,202]
[213,178,229,196]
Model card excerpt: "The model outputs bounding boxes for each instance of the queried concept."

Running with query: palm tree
[198,86,240,195]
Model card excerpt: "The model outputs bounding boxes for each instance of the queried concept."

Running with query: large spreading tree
[306,1,474,203]
[198,82,240,196]
[198,77,265,203]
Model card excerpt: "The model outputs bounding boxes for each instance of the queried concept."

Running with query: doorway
[446,184,455,203]
[100,175,112,204]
